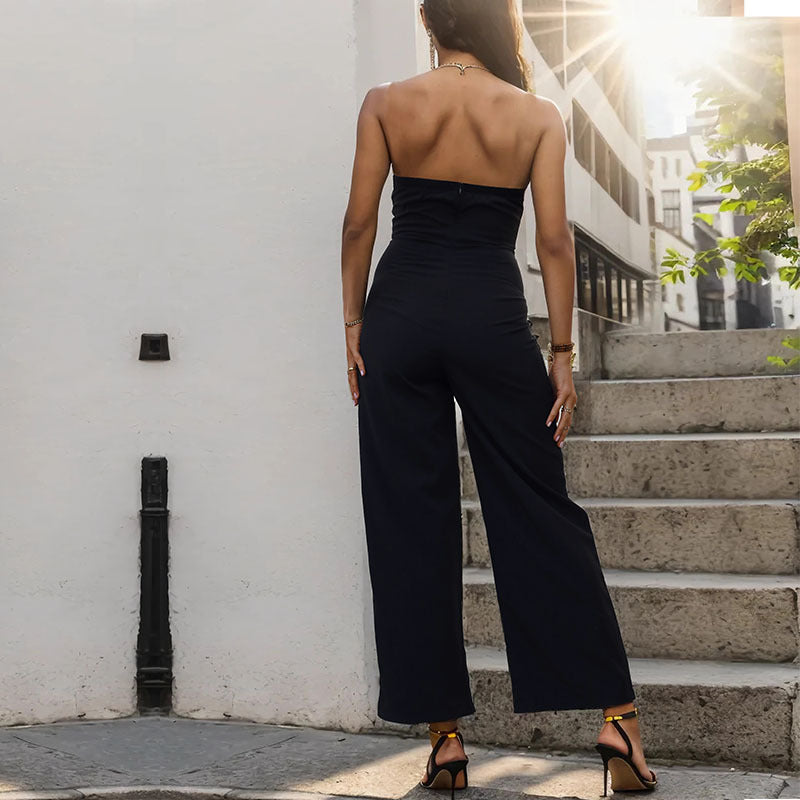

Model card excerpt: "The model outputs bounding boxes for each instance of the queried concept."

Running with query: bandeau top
[390,174,526,251]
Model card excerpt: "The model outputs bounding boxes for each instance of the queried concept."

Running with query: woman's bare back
[375,70,551,190]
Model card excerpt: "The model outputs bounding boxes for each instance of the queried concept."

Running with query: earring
[428,29,436,70]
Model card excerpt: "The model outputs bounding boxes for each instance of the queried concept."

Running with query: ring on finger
[347,366,356,373]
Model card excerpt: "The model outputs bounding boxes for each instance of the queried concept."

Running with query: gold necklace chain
[436,61,491,75]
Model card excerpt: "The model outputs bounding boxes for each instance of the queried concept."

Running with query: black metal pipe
[136,456,173,712]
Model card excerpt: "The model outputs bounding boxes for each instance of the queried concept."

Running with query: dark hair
[423,0,534,92]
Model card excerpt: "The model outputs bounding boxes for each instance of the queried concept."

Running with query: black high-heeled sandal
[595,706,657,796]
[419,725,469,799]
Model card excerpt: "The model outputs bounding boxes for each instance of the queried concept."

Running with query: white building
[648,107,792,331]
[647,135,705,330]
[520,0,655,335]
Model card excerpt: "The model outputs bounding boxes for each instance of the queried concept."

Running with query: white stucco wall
[0,0,376,726]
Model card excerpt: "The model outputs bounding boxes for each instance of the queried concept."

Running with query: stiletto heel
[594,706,657,795]
[420,725,469,799]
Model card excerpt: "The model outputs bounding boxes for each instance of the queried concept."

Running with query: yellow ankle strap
[428,727,459,738]
[603,706,638,722]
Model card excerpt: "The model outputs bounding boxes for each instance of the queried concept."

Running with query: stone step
[459,432,800,500]
[561,432,799,498]
[462,497,800,575]
[462,566,800,662]
[602,327,800,379]
[572,374,800,434]
[463,645,800,771]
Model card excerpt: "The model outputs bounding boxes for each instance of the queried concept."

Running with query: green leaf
[781,336,800,351]
[719,198,742,212]
[659,269,681,285]
[768,354,800,368]
[678,40,795,292]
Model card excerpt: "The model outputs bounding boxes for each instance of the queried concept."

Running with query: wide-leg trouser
[356,238,636,724]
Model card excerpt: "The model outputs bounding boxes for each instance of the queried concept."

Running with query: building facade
[647,131,730,330]
[648,108,794,331]
[520,0,656,335]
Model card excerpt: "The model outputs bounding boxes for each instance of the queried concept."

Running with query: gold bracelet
[547,344,577,369]
[550,341,574,352]
[344,317,363,327]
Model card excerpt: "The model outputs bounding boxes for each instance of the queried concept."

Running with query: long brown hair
[423,0,534,92]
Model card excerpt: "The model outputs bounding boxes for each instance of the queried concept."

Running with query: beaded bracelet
[344,317,363,327]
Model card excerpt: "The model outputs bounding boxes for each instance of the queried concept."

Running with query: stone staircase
[458,327,800,772]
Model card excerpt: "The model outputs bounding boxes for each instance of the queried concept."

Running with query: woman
[340,1,657,797]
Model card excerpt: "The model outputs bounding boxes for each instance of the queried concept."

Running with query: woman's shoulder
[524,93,564,123]
[360,76,428,117]
[359,78,406,109]
[364,74,422,96]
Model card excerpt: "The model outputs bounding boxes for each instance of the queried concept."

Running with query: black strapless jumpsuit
[357,174,635,724]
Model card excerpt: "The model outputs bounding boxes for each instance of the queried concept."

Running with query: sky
[609,0,736,138]
[745,0,800,14]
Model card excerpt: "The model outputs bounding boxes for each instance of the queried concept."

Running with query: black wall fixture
[139,334,170,361]
[137,456,174,712]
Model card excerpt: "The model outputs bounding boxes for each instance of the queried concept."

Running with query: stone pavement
[0,717,798,800]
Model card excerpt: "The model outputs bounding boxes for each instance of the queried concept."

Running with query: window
[574,230,646,323]
[675,157,682,176]
[596,259,607,317]
[573,101,592,172]
[662,190,681,232]
[577,249,591,311]
[676,293,685,312]
[629,172,641,222]
[661,157,668,178]
[594,129,610,191]
[622,168,640,222]
[699,295,725,329]
[609,151,622,205]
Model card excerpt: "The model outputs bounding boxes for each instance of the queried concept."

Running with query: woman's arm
[341,84,391,405]
[529,98,579,446]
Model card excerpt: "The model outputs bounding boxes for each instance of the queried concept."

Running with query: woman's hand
[346,324,366,406]
[545,351,578,447]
